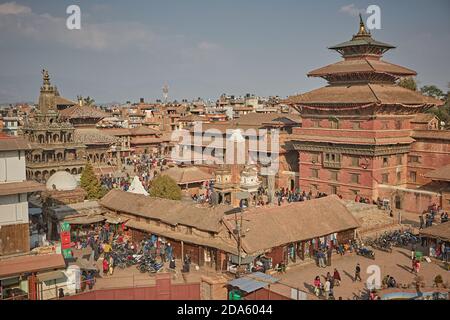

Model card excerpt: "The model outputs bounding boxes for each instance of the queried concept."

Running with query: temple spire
[42,69,50,86]
[356,13,370,36]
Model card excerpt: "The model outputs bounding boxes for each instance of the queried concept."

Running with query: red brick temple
[285,17,449,213]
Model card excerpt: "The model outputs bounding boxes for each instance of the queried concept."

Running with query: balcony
[323,161,341,169]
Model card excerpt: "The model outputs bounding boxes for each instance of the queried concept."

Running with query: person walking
[333,268,341,286]
[102,257,109,276]
[354,263,362,282]
[327,246,332,266]
[160,242,166,263]
[415,260,421,274]
[324,279,331,300]
[318,250,326,268]
[108,255,114,275]
[166,243,173,262]
[313,276,322,297]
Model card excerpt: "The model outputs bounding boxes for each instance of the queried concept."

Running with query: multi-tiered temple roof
[285,16,443,113]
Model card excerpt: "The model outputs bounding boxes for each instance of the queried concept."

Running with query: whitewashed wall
[0,150,26,182]
[0,193,29,226]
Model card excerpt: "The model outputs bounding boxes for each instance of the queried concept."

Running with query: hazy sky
[0,0,449,103]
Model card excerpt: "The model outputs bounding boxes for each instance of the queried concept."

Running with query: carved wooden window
[311,153,319,163]
[383,157,389,167]
[351,156,359,167]
[397,154,403,165]
[311,169,319,179]
[352,122,361,129]
[409,171,417,183]
[382,173,389,184]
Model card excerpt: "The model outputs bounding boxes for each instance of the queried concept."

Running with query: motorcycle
[356,247,375,260]
[371,239,393,253]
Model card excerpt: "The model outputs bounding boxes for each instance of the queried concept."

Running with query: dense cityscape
[0,1,449,304]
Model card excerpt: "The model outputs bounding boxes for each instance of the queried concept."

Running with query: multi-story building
[0,134,44,256]
[285,17,448,213]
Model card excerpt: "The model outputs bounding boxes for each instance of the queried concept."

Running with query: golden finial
[357,13,369,36]
[42,69,50,85]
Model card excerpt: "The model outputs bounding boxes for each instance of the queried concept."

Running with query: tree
[80,162,107,199]
[398,77,417,91]
[149,175,182,200]
[83,96,95,106]
[420,85,445,100]
[422,84,450,128]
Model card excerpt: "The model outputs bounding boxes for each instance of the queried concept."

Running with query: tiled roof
[99,128,131,136]
[161,166,214,184]
[130,137,163,145]
[100,189,231,233]
[411,113,437,123]
[308,59,416,77]
[0,254,66,278]
[0,134,31,151]
[74,128,118,145]
[424,164,450,182]
[222,195,360,255]
[59,104,108,120]
[129,126,161,136]
[420,222,450,242]
[284,83,444,106]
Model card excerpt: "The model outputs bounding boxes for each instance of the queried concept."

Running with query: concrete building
[0,134,44,256]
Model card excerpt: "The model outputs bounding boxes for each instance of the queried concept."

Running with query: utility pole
[234,210,242,278]
[234,206,249,278]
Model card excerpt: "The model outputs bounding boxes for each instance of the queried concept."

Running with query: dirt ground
[277,246,449,300]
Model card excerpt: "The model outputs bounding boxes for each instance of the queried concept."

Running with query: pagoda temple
[285,16,446,212]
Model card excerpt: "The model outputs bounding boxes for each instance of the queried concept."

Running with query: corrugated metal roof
[228,272,279,293]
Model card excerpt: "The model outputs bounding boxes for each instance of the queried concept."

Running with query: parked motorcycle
[356,246,375,260]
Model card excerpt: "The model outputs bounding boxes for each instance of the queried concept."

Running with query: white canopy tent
[128,176,149,196]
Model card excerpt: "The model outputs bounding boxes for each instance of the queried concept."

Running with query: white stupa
[128,176,149,196]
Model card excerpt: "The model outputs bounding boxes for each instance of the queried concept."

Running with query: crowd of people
[99,154,168,192]
[419,204,449,229]
[313,268,342,300]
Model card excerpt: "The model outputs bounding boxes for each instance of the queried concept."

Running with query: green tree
[149,175,182,200]
[80,162,107,199]
[420,85,445,99]
[83,96,95,106]
[398,77,417,91]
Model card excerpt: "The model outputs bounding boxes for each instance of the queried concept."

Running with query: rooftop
[222,195,360,255]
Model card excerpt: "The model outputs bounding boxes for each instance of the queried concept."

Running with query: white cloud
[339,4,365,17]
[0,2,220,58]
[0,2,32,15]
